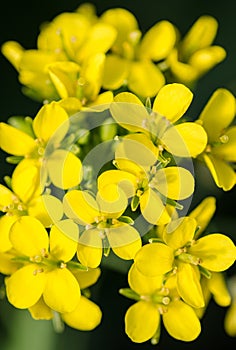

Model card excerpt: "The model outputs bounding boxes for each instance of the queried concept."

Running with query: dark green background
[0,1,236,349]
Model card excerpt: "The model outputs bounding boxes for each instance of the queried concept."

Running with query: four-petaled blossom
[196,88,236,190]
[134,216,236,308]
[0,102,82,189]
[166,15,226,87]
[63,186,142,268]
[5,216,83,313]
[120,263,201,343]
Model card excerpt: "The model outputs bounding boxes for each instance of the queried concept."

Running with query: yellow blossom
[63,187,142,268]
[111,84,208,159]
[0,102,82,189]
[196,88,236,190]
[101,8,176,97]
[29,267,102,331]
[5,216,84,313]
[166,15,226,87]
[120,263,201,343]
[134,216,236,308]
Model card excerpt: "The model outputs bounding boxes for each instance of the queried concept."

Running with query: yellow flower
[166,16,226,87]
[98,155,194,226]
[120,263,201,343]
[0,164,63,252]
[63,187,142,268]
[134,216,236,308]
[5,216,84,313]
[111,84,208,159]
[101,8,176,97]
[29,267,102,331]
[1,10,116,102]
[196,88,236,190]
[0,102,82,189]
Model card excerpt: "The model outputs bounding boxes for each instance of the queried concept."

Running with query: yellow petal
[176,262,205,308]
[189,46,226,75]
[91,91,114,106]
[107,225,142,260]
[63,190,99,225]
[162,122,208,158]
[208,272,231,307]
[62,295,102,331]
[48,61,80,98]
[134,242,174,277]
[128,60,165,98]
[101,8,138,51]
[163,217,197,249]
[0,184,14,209]
[125,301,160,343]
[0,122,35,156]
[33,102,69,144]
[46,150,82,189]
[10,216,49,257]
[73,268,101,289]
[96,184,127,218]
[102,55,129,90]
[1,41,24,70]
[43,268,80,313]
[49,220,78,262]
[199,88,236,143]
[153,83,193,123]
[28,194,64,227]
[181,16,218,56]
[212,126,236,162]
[115,133,158,170]
[0,215,17,252]
[224,301,236,337]
[153,166,195,200]
[0,251,21,275]
[77,228,103,268]
[189,233,236,272]
[11,159,40,203]
[140,188,170,225]
[111,93,149,133]
[6,264,46,309]
[128,263,163,295]
[139,20,176,61]
[97,170,136,199]
[162,299,201,341]
[202,153,236,191]
[167,49,198,85]
[80,53,105,100]
[29,297,53,320]
[189,196,216,236]
[77,23,117,62]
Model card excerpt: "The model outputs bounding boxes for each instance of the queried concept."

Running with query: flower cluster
[0,2,236,345]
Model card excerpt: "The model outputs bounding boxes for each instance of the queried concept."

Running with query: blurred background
[0,0,236,349]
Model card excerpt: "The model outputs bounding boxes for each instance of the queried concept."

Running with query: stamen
[33,268,44,276]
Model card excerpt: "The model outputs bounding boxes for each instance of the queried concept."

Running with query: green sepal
[118,216,134,225]
[149,237,164,244]
[4,176,12,189]
[6,155,24,164]
[119,288,140,301]
[199,265,212,279]
[81,288,91,298]
[100,118,117,141]
[8,116,35,138]
[131,195,140,211]
[151,323,161,345]
[67,260,88,271]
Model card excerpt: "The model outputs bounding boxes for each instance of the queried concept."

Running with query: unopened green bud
[8,116,34,137]
[100,118,117,141]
